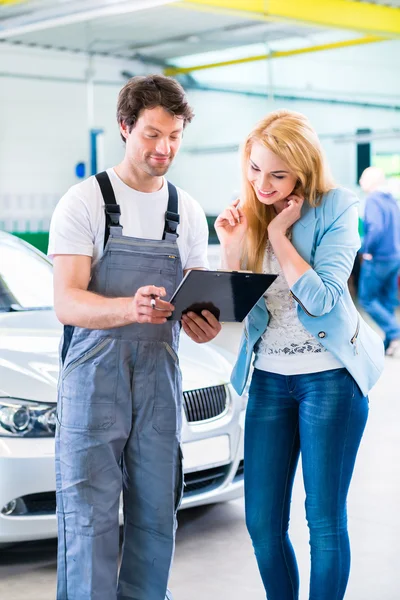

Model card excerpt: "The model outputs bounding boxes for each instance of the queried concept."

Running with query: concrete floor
[1,353,400,600]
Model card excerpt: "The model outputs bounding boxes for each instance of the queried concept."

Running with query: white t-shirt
[48,168,209,271]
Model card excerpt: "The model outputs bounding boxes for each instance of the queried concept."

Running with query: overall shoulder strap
[163,181,180,241]
[95,171,123,249]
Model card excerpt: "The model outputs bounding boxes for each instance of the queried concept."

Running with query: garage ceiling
[0,0,351,64]
[0,0,399,68]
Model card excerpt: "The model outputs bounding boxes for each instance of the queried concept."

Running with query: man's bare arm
[53,255,174,330]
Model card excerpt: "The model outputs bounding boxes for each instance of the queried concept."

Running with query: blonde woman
[215,110,384,600]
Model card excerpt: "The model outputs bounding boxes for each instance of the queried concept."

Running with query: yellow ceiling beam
[176,0,274,22]
[181,0,400,37]
[165,35,384,75]
[181,0,265,15]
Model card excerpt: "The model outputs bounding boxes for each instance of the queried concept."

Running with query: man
[48,75,221,600]
[358,166,400,357]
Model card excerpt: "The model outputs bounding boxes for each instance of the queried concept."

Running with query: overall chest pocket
[105,251,178,297]
[59,337,119,430]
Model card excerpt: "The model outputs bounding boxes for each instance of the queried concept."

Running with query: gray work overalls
[55,171,184,600]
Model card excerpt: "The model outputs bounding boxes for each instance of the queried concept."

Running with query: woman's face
[247,142,298,213]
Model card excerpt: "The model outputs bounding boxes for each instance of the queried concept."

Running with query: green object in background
[9,218,366,253]
[206,215,219,244]
[373,153,400,179]
[14,223,219,251]
[12,232,50,255]
[11,222,219,253]
[358,217,364,238]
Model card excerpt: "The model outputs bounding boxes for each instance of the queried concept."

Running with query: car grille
[183,464,230,495]
[183,384,229,423]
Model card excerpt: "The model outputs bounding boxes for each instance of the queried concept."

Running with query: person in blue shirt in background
[358,166,400,357]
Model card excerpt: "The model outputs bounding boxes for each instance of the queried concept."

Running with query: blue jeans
[358,258,400,347]
[244,368,368,600]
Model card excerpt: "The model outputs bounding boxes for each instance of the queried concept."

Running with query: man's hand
[181,310,222,344]
[131,286,174,324]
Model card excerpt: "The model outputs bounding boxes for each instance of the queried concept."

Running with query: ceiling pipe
[1,69,399,113]
[165,35,385,75]
[181,81,400,111]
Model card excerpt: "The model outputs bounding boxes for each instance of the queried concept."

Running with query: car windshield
[0,234,53,311]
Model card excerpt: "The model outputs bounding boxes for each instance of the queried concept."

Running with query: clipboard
[168,270,277,322]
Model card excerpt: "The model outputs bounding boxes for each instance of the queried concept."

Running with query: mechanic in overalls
[48,75,221,600]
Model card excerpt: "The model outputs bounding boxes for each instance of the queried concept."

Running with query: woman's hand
[214,199,248,250]
[268,194,304,237]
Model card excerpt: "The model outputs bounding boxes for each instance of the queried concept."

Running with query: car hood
[0,310,233,404]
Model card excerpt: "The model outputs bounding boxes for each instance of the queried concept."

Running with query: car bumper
[0,437,58,543]
[0,410,245,544]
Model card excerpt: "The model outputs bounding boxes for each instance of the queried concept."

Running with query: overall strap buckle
[95,171,123,248]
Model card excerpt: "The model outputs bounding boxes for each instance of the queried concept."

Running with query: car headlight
[0,398,56,437]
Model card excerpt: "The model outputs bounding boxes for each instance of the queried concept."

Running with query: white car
[0,232,246,545]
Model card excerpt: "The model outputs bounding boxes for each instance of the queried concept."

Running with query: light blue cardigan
[231,187,385,397]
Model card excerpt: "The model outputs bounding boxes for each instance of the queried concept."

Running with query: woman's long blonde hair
[241,109,335,272]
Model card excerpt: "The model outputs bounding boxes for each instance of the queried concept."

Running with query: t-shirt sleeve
[48,189,95,258]
[183,198,210,271]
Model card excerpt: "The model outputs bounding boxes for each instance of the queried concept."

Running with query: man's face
[120,106,184,177]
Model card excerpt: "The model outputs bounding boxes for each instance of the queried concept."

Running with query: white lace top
[254,240,343,375]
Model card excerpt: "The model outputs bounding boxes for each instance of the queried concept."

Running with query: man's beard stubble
[144,154,173,177]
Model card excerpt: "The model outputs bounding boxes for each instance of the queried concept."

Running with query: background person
[48,75,221,600]
[358,166,400,357]
[215,110,384,600]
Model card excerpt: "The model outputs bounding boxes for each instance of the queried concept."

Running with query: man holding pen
[48,75,221,600]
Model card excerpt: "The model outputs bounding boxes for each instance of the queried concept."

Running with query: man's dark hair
[117,74,194,142]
